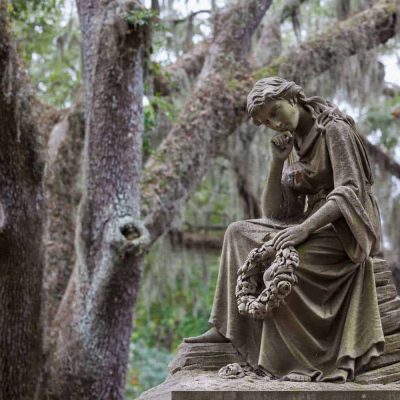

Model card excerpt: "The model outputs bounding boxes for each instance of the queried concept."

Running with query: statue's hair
[246,76,355,133]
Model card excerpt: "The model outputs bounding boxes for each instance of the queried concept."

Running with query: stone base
[169,391,400,400]
[137,370,400,399]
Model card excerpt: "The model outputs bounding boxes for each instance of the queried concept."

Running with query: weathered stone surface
[382,310,400,335]
[373,259,391,274]
[363,351,400,371]
[169,391,400,400]
[380,298,400,316]
[170,390,399,400]
[138,370,400,399]
[375,271,395,287]
[355,362,400,384]
[377,284,398,304]
[168,343,246,375]
[386,333,400,354]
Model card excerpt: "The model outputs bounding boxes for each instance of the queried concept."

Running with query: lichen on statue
[184,76,384,383]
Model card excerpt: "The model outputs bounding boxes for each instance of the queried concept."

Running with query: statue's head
[246,77,305,133]
[247,76,356,136]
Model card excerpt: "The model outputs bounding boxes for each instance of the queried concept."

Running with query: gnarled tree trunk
[43,1,151,398]
[0,3,46,397]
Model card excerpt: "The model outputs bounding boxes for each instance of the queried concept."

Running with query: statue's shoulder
[314,105,356,138]
[320,116,355,141]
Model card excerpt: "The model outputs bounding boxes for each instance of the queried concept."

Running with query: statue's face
[251,98,300,133]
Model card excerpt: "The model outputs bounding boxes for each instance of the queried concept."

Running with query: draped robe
[209,118,384,382]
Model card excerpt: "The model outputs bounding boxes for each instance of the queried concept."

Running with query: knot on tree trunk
[108,216,150,259]
[102,0,152,45]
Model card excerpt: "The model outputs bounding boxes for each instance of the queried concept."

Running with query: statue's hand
[271,132,293,161]
[271,224,310,250]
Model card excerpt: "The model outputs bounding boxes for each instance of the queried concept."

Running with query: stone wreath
[236,241,300,319]
[218,363,271,380]
[218,363,245,379]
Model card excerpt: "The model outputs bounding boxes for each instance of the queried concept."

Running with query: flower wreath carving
[235,242,300,319]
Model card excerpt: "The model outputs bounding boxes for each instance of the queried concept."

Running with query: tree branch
[143,0,273,243]
[169,229,223,251]
[360,136,400,180]
[165,9,211,24]
[153,40,211,96]
[142,1,399,244]
[253,2,398,84]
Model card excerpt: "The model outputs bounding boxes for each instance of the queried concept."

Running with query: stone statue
[184,76,385,383]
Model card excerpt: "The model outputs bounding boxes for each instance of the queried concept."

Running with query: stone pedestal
[170,391,400,400]
[138,369,400,399]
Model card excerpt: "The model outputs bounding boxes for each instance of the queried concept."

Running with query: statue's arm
[261,158,285,218]
[272,199,342,249]
[262,133,294,218]
[300,200,342,233]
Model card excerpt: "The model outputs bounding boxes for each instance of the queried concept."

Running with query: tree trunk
[44,1,151,398]
[0,3,46,398]
[42,108,85,351]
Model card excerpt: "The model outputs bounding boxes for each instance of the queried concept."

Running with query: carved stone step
[382,310,400,335]
[372,258,391,274]
[363,351,400,372]
[375,271,394,287]
[168,342,245,375]
[355,362,400,384]
[379,298,400,316]
[385,333,400,354]
[174,342,238,356]
[377,284,398,304]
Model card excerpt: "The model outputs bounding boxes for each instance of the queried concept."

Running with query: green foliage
[143,95,179,156]
[133,245,219,350]
[185,160,235,226]
[125,340,173,399]
[361,95,400,151]
[128,242,220,397]
[10,0,81,107]
[150,96,178,123]
[9,0,60,19]
[126,8,154,27]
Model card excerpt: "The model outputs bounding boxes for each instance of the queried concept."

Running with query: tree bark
[44,1,151,398]
[153,40,211,96]
[0,3,46,398]
[42,108,85,348]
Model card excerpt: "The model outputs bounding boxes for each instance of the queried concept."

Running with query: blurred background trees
[9,0,400,397]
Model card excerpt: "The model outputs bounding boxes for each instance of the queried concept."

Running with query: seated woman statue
[184,76,385,383]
